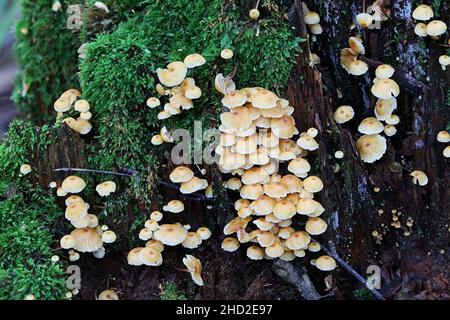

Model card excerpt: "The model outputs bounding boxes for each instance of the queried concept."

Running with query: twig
[53,167,137,177]
[229,62,239,79]
[314,238,385,300]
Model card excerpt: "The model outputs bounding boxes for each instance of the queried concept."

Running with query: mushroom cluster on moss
[215,77,336,271]
[54,89,93,135]
[58,175,117,260]
[128,203,209,285]
[412,5,447,39]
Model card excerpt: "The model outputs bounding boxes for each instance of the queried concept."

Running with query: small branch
[314,238,385,300]
[53,167,137,177]
[229,62,239,79]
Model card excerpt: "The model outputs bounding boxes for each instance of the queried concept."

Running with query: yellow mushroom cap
[348,60,369,76]
[153,224,188,246]
[384,125,397,137]
[74,100,90,112]
[145,240,164,252]
[60,89,81,103]
[414,23,428,36]
[315,255,337,271]
[157,61,187,87]
[371,79,400,99]
[265,240,284,258]
[219,150,247,171]
[70,227,103,253]
[303,176,324,193]
[249,88,279,109]
[253,217,275,231]
[249,8,260,20]
[294,249,306,257]
[288,157,311,176]
[439,55,450,70]
[296,135,319,151]
[240,183,264,200]
[437,131,450,143]
[309,23,323,35]
[127,247,144,266]
[221,237,240,252]
[184,86,202,100]
[234,134,258,154]
[375,64,395,79]
[139,246,163,266]
[247,245,265,260]
[183,53,206,68]
[333,105,355,124]
[305,11,320,25]
[263,181,288,198]
[170,166,195,183]
[73,119,92,135]
[65,202,88,221]
[280,174,303,194]
[145,219,159,232]
[54,97,72,112]
[273,199,297,219]
[348,37,365,55]
[220,106,253,130]
[223,217,251,235]
[250,195,276,216]
[57,187,68,197]
[215,73,236,95]
[308,241,321,252]
[180,177,208,194]
[356,13,373,28]
[164,200,185,213]
[97,289,119,300]
[146,97,161,108]
[182,232,203,249]
[426,20,447,37]
[271,115,296,139]
[297,198,318,215]
[60,235,76,249]
[151,134,164,145]
[443,146,450,158]
[305,217,328,235]
[410,170,428,186]
[221,90,248,109]
[61,176,86,194]
[356,134,387,163]
[196,227,211,240]
[150,211,163,222]
[358,117,384,135]
[224,177,243,191]
[412,5,434,21]
[285,231,311,250]
[307,127,319,138]
[69,251,80,262]
[96,181,116,197]
[220,48,234,60]
[375,98,397,121]
[20,164,32,175]
[242,167,269,185]
[101,230,117,244]
[385,114,400,125]
[183,255,204,286]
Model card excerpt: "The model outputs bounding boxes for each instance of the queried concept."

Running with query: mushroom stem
[313,238,385,300]
[362,0,366,12]
[255,0,261,9]
[54,167,138,177]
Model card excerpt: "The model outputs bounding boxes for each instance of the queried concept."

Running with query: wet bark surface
[31,0,449,300]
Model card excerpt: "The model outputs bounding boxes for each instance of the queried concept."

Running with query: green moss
[13,0,81,124]
[160,281,187,300]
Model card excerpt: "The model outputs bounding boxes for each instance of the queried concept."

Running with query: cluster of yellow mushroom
[54,89,93,135]
[412,5,447,38]
[437,130,450,158]
[215,78,336,271]
[169,166,209,195]
[128,203,209,286]
[340,36,368,76]
[303,4,322,40]
[58,175,117,260]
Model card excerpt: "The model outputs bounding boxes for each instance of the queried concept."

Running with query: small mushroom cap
[223,216,252,235]
[62,176,86,194]
[74,100,90,112]
[410,170,428,186]
[164,200,185,213]
[182,232,203,249]
[220,106,253,130]
[356,134,387,163]
[221,90,248,108]
[65,202,88,221]
[308,241,321,252]
[385,114,400,125]
[215,73,236,95]
[263,181,288,198]
[307,127,319,138]
[305,217,328,235]
[356,13,373,28]
[54,97,72,113]
[157,61,187,87]
[20,164,32,175]
[242,167,269,185]
[224,177,243,191]
[249,8,260,20]
[303,176,324,193]
[74,119,92,135]
[437,131,450,143]
[384,125,397,137]
[271,115,296,139]
[308,23,323,35]
[315,255,337,271]
[127,247,144,266]
[443,146,450,158]
[285,231,311,250]
[150,211,163,222]
[222,237,240,252]
[297,198,318,215]
[184,86,202,100]
[414,23,428,36]
[70,227,103,253]
[288,157,311,176]
[340,48,357,72]
[412,5,434,21]
[220,48,234,60]
[426,20,447,37]
[333,105,355,124]
[273,199,297,219]
[305,11,320,25]
[61,89,81,103]
[139,246,163,266]
[145,219,159,232]
[183,53,206,68]
[281,174,303,194]
[197,227,211,240]
[250,195,276,216]
[145,240,164,252]
[439,55,450,70]
[183,255,204,286]
[294,249,306,257]
[375,64,395,79]
[170,166,195,183]
[97,289,119,300]
[240,183,264,200]
[96,181,116,197]
[348,37,365,55]
[247,245,265,260]
[297,135,319,151]
[375,98,397,121]
[348,60,369,76]
[371,79,400,99]
[60,235,76,249]
[180,177,208,194]
[101,230,117,244]
[250,88,279,109]
[265,240,284,258]
[153,224,188,246]
[358,117,384,134]
[146,97,161,108]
